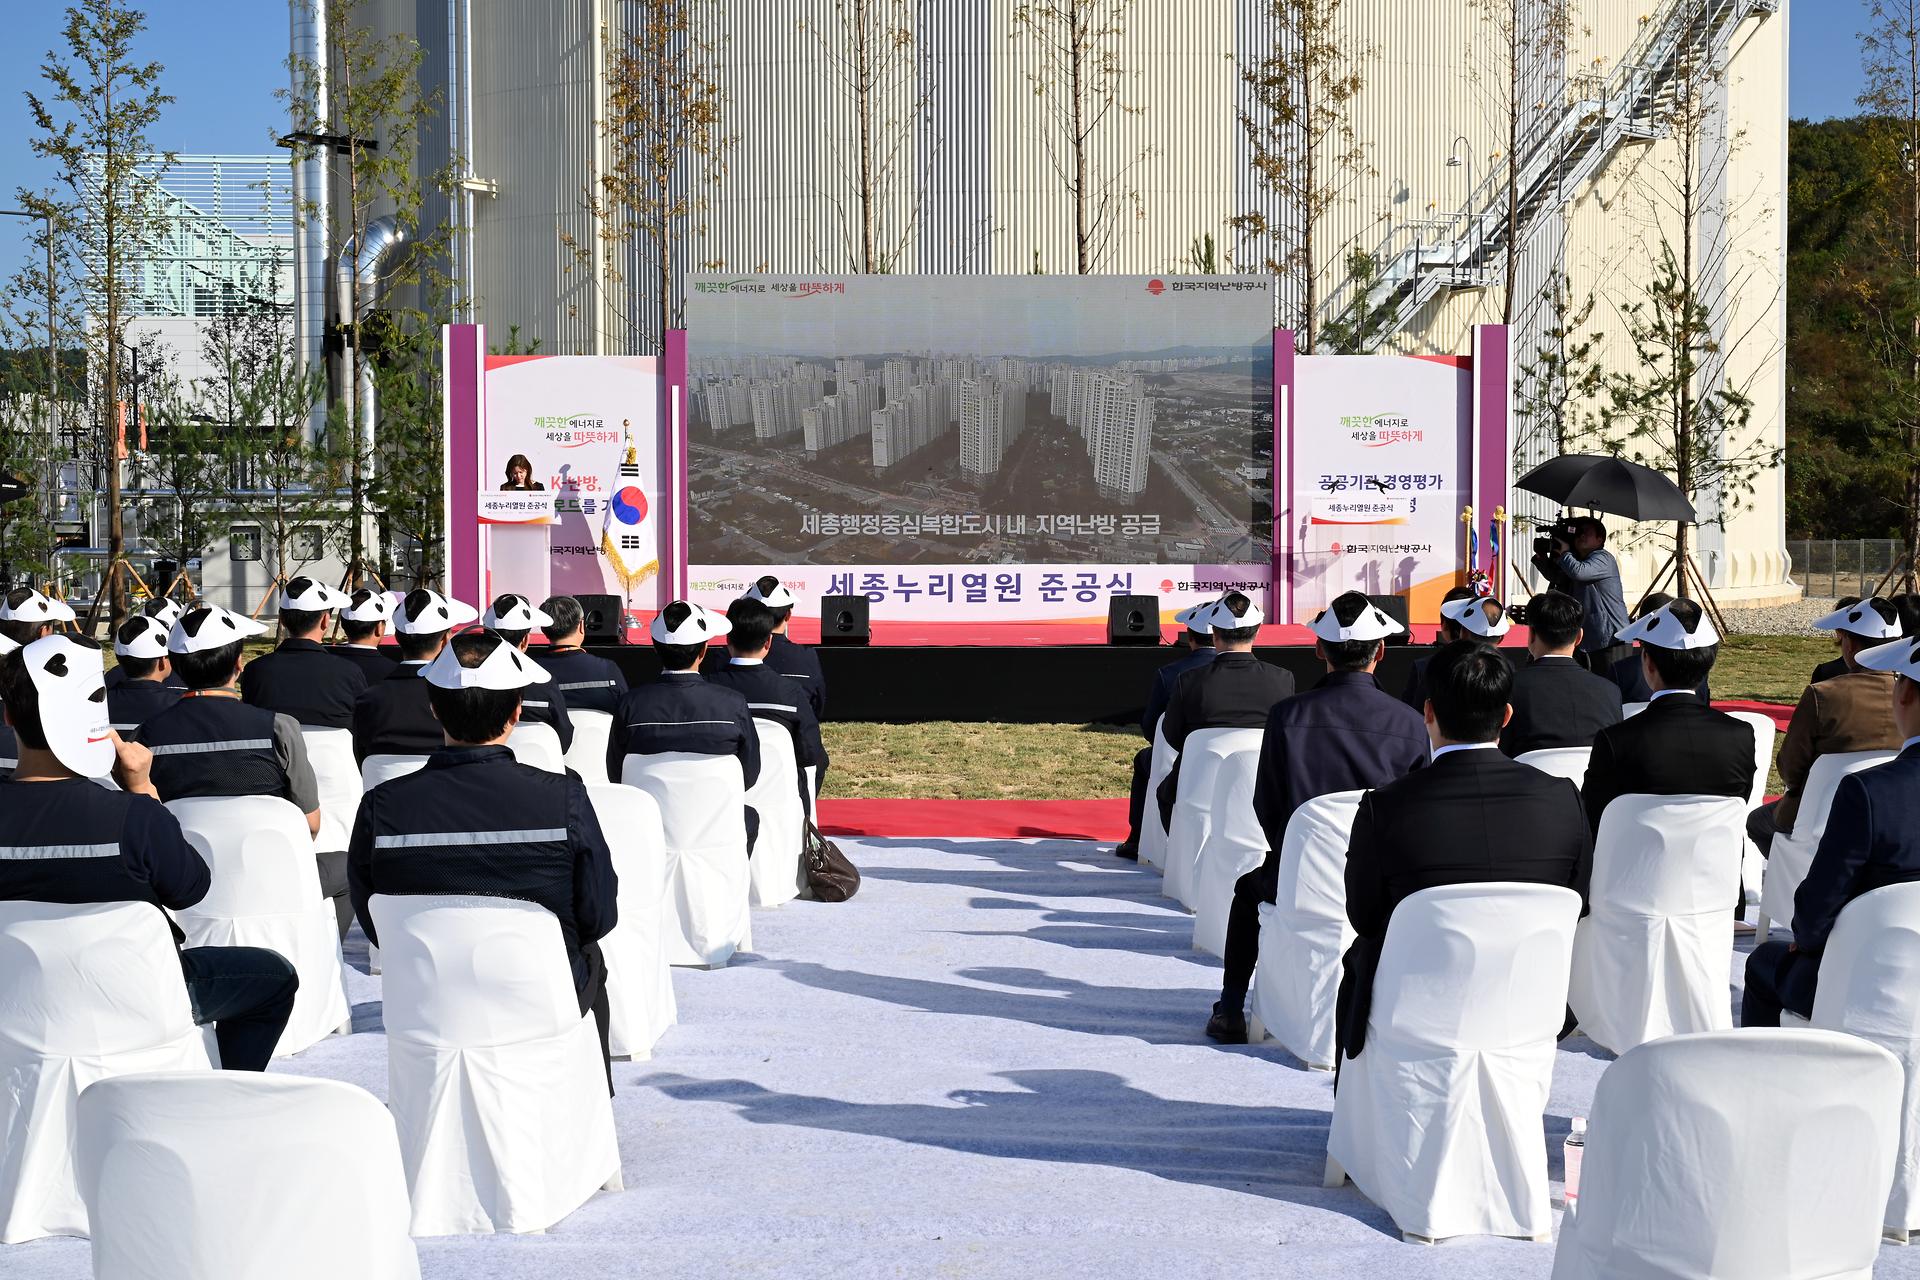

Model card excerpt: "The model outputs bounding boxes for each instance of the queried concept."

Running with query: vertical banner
[443,323,485,601]
[1472,325,1512,596]
[1274,328,1295,623]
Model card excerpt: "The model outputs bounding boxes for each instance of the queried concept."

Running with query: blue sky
[0,2,1881,293]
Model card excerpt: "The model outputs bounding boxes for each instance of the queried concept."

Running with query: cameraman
[1532,515,1630,671]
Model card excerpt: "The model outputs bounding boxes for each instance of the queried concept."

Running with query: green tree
[1319,250,1396,354]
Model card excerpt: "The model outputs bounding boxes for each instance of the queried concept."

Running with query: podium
[478,490,555,603]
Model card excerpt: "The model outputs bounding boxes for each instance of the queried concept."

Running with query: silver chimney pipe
[289,0,330,440]
[335,215,413,473]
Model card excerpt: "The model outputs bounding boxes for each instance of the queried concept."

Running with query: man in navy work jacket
[241,577,368,729]
[1155,591,1295,831]
[105,597,188,691]
[1207,592,1428,1044]
[349,588,481,765]
[105,614,182,733]
[709,596,827,812]
[348,629,619,1081]
[0,633,297,1070]
[483,593,574,751]
[1112,601,1216,861]
[536,595,629,714]
[608,600,761,849]
[329,588,398,682]
[745,577,826,720]
[1742,633,1920,1025]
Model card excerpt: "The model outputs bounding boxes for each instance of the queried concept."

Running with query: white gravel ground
[1718,595,1840,636]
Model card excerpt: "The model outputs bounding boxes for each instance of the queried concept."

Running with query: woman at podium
[501,453,545,491]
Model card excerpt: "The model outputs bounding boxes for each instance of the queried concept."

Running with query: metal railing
[1785,539,1909,600]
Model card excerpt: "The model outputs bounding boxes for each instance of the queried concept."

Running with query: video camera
[1531,513,1585,559]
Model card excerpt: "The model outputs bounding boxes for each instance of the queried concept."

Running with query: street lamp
[1445,136,1479,266]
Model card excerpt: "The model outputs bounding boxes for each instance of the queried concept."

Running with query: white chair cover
[0,900,211,1243]
[506,722,565,774]
[564,710,614,785]
[1247,790,1365,1069]
[1327,882,1581,1242]
[302,726,364,856]
[621,751,753,966]
[1621,701,1648,718]
[362,753,429,788]
[1515,746,1591,787]
[1810,881,1920,1240]
[1551,1030,1902,1280]
[75,1071,419,1280]
[1759,749,1897,943]
[586,783,678,1060]
[1190,746,1265,957]
[167,795,352,1057]
[370,894,621,1236]
[1725,709,1777,906]
[1164,727,1263,909]
[1567,793,1746,1054]
[746,720,806,908]
[1138,722,1175,871]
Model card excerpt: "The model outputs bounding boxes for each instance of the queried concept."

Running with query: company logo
[1330,541,1345,555]
[1145,278,1166,296]
[1338,413,1423,449]
[1160,577,1175,593]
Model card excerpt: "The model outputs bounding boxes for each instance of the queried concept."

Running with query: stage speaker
[1367,593,1413,645]
[577,594,624,644]
[1106,594,1161,646]
[820,594,870,646]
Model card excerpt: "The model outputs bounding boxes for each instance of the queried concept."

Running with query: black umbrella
[1515,454,1697,523]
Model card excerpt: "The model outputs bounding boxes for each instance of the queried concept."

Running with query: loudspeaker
[1106,594,1162,646]
[820,594,870,646]
[577,594,624,644]
[1366,593,1413,645]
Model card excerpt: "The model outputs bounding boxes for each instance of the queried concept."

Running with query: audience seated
[1113,602,1216,861]
[1398,585,1479,710]
[607,601,762,848]
[1155,591,1294,830]
[329,589,398,682]
[1498,590,1622,756]
[349,589,480,765]
[1751,597,1906,856]
[0,588,73,650]
[483,594,575,751]
[1744,633,1920,1026]
[535,595,629,714]
[0,634,296,1070]
[1337,640,1591,1058]
[1606,591,1713,703]
[348,629,619,1079]
[105,597,188,690]
[709,597,827,809]
[745,577,826,721]
[105,615,181,733]
[1207,592,1425,1044]
[1810,594,1862,686]
[240,578,367,730]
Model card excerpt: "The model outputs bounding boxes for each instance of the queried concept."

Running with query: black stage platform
[583,643,1433,724]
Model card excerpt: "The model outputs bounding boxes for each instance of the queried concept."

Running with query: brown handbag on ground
[801,820,861,902]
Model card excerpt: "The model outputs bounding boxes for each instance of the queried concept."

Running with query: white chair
[76,1071,419,1279]
[370,894,621,1236]
[506,722,565,774]
[1759,749,1897,943]
[746,720,806,908]
[362,753,429,788]
[1567,793,1746,1054]
[1137,723,1175,871]
[1189,746,1264,957]
[1808,881,1920,1242]
[0,900,212,1243]
[586,783,679,1060]
[1326,882,1581,1243]
[1247,790,1365,1069]
[167,795,353,1058]
[621,751,754,967]
[1515,746,1591,787]
[303,726,364,858]
[565,709,614,785]
[1621,700,1648,718]
[1551,1030,1901,1279]
[1726,709,1778,907]
[1164,727,1263,910]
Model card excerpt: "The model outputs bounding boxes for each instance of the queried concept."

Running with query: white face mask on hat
[1205,596,1265,631]
[481,594,555,631]
[23,634,114,777]
[1439,596,1512,639]
[1172,602,1216,635]
[651,601,731,645]
[113,615,170,660]
[0,590,76,625]
[1615,602,1720,651]
[1812,598,1904,642]
[745,579,797,610]
[169,605,270,654]
[341,589,396,624]
[1310,595,1404,644]
[279,577,351,613]
[422,634,554,690]
[391,589,481,636]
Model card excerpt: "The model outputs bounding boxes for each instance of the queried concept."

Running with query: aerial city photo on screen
[684,275,1275,567]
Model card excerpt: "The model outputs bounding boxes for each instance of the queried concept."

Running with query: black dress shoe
[1113,842,1138,861]
[1205,1003,1248,1044]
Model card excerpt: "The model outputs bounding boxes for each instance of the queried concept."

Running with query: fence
[1785,539,1909,600]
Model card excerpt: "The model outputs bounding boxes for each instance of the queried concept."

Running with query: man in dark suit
[1207,592,1427,1044]
[1337,640,1592,1058]
[1499,589,1622,757]
[1155,592,1295,830]
[1607,592,1712,704]
[1399,585,1480,711]
[1580,599,1755,836]
[1112,602,1216,861]
[1743,634,1920,1026]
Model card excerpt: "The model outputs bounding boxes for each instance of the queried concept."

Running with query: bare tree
[1234,0,1371,352]
[24,0,175,626]
[1011,0,1150,274]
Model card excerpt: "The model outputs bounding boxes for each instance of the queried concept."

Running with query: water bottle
[1563,1117,1587,1213]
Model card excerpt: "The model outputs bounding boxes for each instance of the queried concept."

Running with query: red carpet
[817,798,1128,841]
[1714,699,1795,732]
